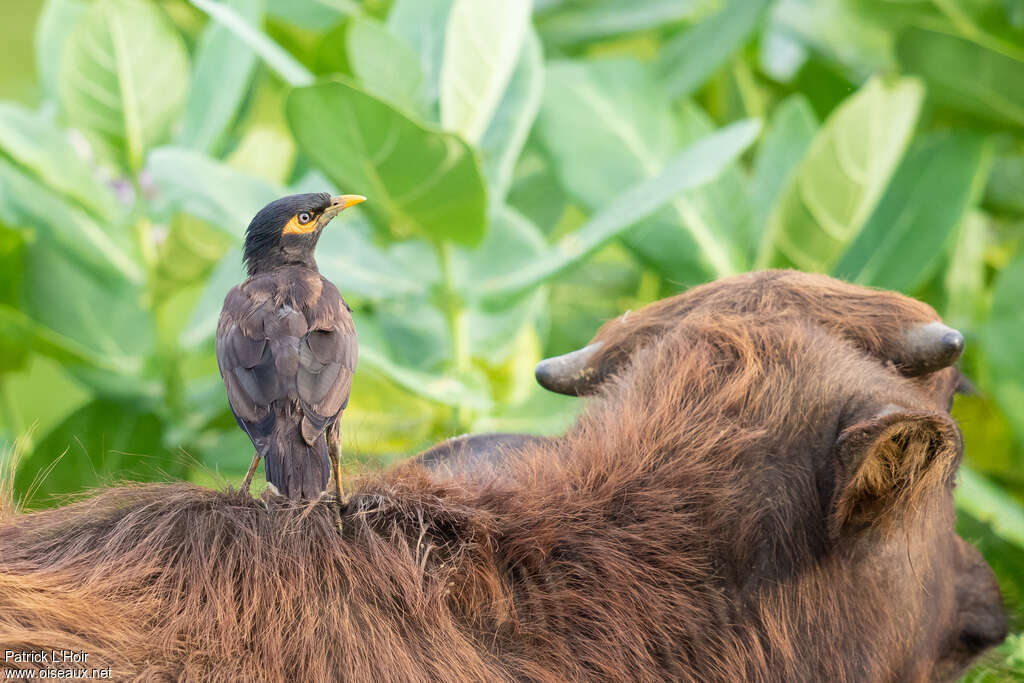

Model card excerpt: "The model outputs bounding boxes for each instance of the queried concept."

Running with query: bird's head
[243,192,366,275]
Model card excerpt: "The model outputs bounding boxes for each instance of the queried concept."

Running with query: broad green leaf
[22,246,148,385]
[152,214,234,305]
[2,356,92,448]
[479,29,544,206]
[347,17,425,115]
[35,0,88,102]
[14,399,180,506]
[471,383,580,436]
[980,249,1024,442]
[267,0,357,28]
[0,103,119,221]
[147,146,280,239]
[538,59,745,279]
[319,223,439,301]
[191,0,314,87]
[477,118,761,303]
[833,132,991,293]
[656,0,771,98]
[956,466,1024,551]
[58,0,190,170]
[182,248,247,349]
[750,95,817,244]
[757,76,923,271]
[944,211,987,330]
[0,158,141,284]
[387,0,454,112]
[986,153,1024,214]
[897,27,1024,128]
[535,0,715,46]
[177,0,262,154]
[440,0,532,144]
[286,80,488,246]
[342,367,444,457]
[0,304,118,373]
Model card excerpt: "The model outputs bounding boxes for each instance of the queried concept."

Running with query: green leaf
[833,132,991,293]
[538,58,745,279]
[440,0,532,144]
[191,0,314,87]
[477,118,761,303]
[35,0,88,102]
[177,0,262,154]
[980,249,1024,442]
[536,0,715,46]
[0,304,118,373]
[387,0,453,112]
[750,95,818,246]
[147,146,280,239]
[286,80,488,246]
[956,466,1024,551]
[479,29,544,206]
[944,211,987,330]
[656,0,771,98]
[757,76,923,272]
[0,158,142,284]
[0,103,119,222]
[986,152,1024,214]
[897,26,1024,128]
[347,17,425,115]
[14,399,179,506]
[58,0,190,170]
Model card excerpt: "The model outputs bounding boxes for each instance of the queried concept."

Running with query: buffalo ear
[830,408,961,538]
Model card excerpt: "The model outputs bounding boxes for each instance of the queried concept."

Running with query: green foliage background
[0,0,1022,677]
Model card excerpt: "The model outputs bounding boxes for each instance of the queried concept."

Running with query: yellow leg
[241,452,260,496]
[328,429,344,532]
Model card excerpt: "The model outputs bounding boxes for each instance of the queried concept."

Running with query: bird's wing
[216,281,307,443]
[296,281,357,443]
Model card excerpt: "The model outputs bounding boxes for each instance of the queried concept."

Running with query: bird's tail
[261,423,330,500]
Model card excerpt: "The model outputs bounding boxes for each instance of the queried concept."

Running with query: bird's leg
[241,452,261,497]
[328,429,345,532]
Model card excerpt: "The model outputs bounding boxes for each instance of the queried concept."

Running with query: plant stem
[435,241,470,431]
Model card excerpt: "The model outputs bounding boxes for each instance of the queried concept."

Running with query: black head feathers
[243,193,333,275]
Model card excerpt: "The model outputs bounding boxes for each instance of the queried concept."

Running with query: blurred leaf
[147,146,279,239]
[286,80,488,246]
[834,132,991,293]
[347,17,425,115]
[22,246,147,382]
[944,211,988,330]
[267,0,356,28]
[0,158,142,284]
[14,399,180,506]
[507,143,569,232]
[225,124,296,185]
[535,0,716,46]
[985,152,1024,215]
[957,466,1024,551]
[477,118,761,303]
[387,0,453,112]
[191,0,314,87]
[980,249,1024,442]
[750,95,817,241]
[152,214,234,305]
[440,0,532,144]
[471,383,580,436]
[656,0,771,98]
[34,0,88,103]
[177,0,262,154]
[2,356,92,446]
[479,29,544,207]
[342,367,443,456]
[182,247,247,349]
[58,0,190,170]
[0,304,119,373]
[897,26,1024,129]
[0,103,119,221]
[318,222,438,301]
[757,76,923,271]
[538,59,744,279]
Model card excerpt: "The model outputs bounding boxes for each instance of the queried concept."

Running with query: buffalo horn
[899,322,965,377]
[534,343,604,396]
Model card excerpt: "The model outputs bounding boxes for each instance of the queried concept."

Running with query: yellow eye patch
[282,213,318,235]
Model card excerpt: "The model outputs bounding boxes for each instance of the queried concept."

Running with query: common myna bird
[216,193,364,507]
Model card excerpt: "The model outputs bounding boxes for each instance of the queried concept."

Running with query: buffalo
[0,272,1005,681]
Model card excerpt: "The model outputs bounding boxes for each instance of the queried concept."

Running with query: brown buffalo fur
[588,270,963,408]
[0,312,1004,681]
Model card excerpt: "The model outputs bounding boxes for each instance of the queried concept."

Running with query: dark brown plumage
[216,193,364,501]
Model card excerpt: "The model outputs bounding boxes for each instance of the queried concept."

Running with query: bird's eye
[298,212,313,224]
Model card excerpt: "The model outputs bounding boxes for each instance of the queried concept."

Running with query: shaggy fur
[0,312,1005,681]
